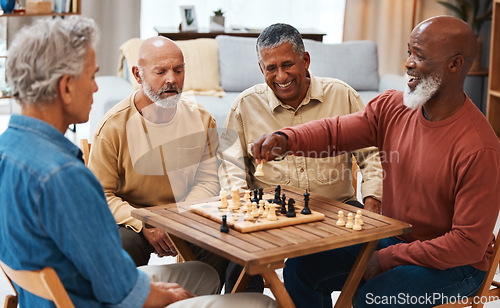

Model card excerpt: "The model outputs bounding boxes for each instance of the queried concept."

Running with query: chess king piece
[280,194,287,214]
[220,215,229,233]
[336,210,346,226]
[286,198,296,217]
[301,191,311,215]
[254,162,264,176]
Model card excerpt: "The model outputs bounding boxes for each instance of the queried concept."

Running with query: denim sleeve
[38,164,149,306]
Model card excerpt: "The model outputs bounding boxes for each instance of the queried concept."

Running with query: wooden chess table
[132,186,412,308]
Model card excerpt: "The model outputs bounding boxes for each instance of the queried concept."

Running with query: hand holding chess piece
[255,162,264,176]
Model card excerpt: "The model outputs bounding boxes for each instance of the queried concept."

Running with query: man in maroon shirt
[252,16,500,307]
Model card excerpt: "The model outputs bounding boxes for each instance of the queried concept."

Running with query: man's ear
[448,55,464,73]
[58,74,72,105]
[132,66,143,85]
[303,51,311,70]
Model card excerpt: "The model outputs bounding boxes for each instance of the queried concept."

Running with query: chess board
[190,189,325,233]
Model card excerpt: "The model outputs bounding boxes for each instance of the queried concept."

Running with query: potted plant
[210,8,225,31]
[437,0,493,71]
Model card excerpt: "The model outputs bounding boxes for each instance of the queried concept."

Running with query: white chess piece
[218,190,228,209]
[258,200,265,216]
[254,162,264,176]
[262,201,270,217]
[356,210,364,225]
[231,186,241,209]
[251,202,259,218]
[336,210,346,226]
[353,214,363,231]
[345,213,354,229]
[267,203,277,221]
[244,190,251,203]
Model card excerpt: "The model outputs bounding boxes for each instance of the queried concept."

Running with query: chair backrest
[351,155,358,199]
[0,260,74,308]
[80,139,91,167]
[433,229,500,308]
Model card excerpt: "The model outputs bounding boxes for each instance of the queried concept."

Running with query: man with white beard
[251,16,500,307]
[88,37,229,290]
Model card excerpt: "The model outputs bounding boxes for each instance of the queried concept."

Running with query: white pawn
[241,200,251,213]
[262,201,270,217]
[267,203,277,221]
[353,214,363,231]
[356,210,364,225]
[255,162,264,176]
[345,213,354,229]
[336,210,346,226]
[218,190,228,209]
[251,202,259,218]
[258,200,265,216]
[244,190,251,203]
[244,207,254,221]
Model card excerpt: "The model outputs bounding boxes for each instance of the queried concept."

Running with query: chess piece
[231,186,241,209]
[353,214,363,231]
[356,210,364,225]
[218,190,228,209]
[241,200,251,212]
[220,215,229,233]
[336,210,346,226]
[345,213,354,229]
[254,162,264,176]
[280,194,287,214]
[252,188,259,203]
[251,202,259,218]
[263,201,270,217]
[244,190,251,203]
[244,207,254,221]
[301,191,312,215]
[258,200,265,215]
[274,185,281,204]
[267,203,277,221]
[286,198,296,217]
[258,187,264,201]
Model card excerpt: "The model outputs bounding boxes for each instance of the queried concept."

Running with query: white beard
[403,73,441,110]
[142,80,181,108]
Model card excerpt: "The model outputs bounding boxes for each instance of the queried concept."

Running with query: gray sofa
[88,36,405,137]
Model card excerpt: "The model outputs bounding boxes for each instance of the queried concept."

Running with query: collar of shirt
[8,114,82,161]
[267,71,325,114]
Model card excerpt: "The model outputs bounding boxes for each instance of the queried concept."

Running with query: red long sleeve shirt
[281,90,500,271]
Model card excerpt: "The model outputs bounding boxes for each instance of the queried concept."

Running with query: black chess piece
[280,194,287,214]
[286,198,296,217]
[220,215,229,233]
[251,188,259,204]
[301,191,311,215]
[274,185,281,203]
[258,187,264,201]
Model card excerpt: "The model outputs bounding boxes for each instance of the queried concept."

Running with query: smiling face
[258,42,310,109]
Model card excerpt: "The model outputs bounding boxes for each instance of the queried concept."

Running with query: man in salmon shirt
[251,16,500,307]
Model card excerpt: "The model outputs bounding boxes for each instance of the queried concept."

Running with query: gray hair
[256,23,305,61]
[6,15,99,106]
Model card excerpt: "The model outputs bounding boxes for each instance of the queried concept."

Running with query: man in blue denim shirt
[0,16,276,308]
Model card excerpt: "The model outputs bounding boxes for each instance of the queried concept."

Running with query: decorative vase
[210,15,225,31]
[1,0,16,13]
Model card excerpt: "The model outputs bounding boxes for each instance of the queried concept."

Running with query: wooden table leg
[231,267,252,293]
[167,233,196,262]
[261,270,295,308]
[335,240,378,308]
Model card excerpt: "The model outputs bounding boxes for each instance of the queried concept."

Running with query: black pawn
[258,187,264,201]
[286,198,296,217]
[301,191,311,215]
[280,194,287,214]
[220,215,229,233]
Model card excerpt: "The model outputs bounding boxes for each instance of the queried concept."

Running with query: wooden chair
[0,260,75,308]
[80,138,91,167]
[352,155,358,199]
[433,229,500,308]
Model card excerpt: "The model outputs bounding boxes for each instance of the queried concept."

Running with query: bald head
[412,16,478,71]
[138,36,184,67]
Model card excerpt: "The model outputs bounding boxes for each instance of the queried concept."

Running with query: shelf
[0,12,79,17]
[490,90,500,98]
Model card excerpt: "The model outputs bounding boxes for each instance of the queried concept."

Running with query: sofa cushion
[305,40,380,91]
[176,38,225,97]
[216,35,263,92]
